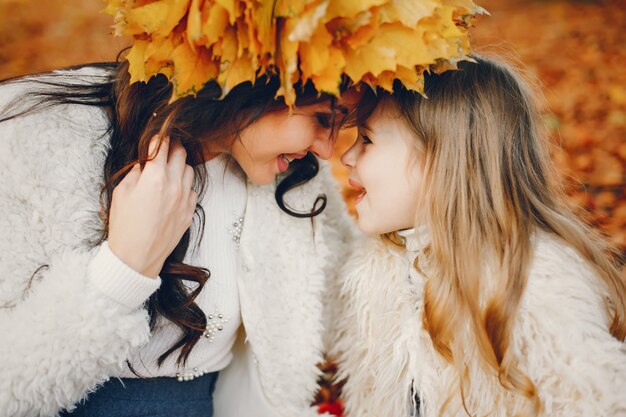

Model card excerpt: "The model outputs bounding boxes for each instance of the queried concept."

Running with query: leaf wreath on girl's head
[105,0,486,106]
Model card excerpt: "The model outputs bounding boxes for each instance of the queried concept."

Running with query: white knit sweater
[116,153,245,379]
[332,229,626,417]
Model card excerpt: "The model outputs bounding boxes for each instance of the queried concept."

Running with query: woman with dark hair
[0,0,480,415]
[0,59,358,417]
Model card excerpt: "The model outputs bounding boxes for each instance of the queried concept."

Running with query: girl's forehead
[365,98,400,125]
[355,91,399,127]
[376,96,401,113]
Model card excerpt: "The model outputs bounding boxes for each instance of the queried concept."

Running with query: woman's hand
[108,135,197,278]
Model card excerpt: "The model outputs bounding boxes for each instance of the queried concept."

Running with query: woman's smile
[277,152,308,173]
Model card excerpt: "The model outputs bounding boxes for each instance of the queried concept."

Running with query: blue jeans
[60,372,219,417]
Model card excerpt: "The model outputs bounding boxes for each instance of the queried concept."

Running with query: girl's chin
[356,213,395,236]
[358,225,385,236]
[355,211,374,235]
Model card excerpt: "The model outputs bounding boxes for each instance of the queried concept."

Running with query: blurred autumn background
[1,1,624,415]
[1,0,625,259]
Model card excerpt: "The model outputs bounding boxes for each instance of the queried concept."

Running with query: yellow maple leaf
[436,5,464,38]
[299,25,333,80]
[341,10,379,50]
[216,0,241,24]
[326,0,385,20]
[103,0,126,36]
[235,17,250,57]
[377,23,433,68]
[220,55,256,97]
[443,0,483,14]
[126,0,189,38]
[376,70,396,92]
[359,72,379,92]
[171,42,218,98]
[186,0,203,48]
[395,65,425,93]
[274,0,313,18]
[378,0,439,27]
[102,0,123,18]
[146,36,176,62]
[144,37,177,79]
[251,0,276,57]
[214,26,236,59]
[276,18,300,106]
[344,21,435,82]
[201,3,231,46]
[285,0,328,42]
[126,40,149,83]
[311,46,346,95]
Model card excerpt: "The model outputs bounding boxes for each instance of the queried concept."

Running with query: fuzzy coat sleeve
[0,75,159,417]
[514,236,626,416]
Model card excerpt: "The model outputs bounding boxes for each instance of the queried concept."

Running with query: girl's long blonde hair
[360,56,626,415]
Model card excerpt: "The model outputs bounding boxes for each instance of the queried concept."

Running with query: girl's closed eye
[360,134,372,144]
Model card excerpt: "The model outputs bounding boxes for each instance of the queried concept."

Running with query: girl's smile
[341,98,424,235]
[348,178,367,204]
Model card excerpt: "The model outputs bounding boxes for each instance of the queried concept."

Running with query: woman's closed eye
[315,113,332,129]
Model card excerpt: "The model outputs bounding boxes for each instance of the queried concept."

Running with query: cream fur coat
[332,228,626,417]
[0,69,357,417]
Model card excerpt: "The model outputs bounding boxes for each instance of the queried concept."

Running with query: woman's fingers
[181,164,194,196]
[167,140,188,180]
[108,135,198,278]
[144,136,187,188]
[112,164,140,200]
[187,190,199,227]
[123,163,141,184]
[146,135,169,167]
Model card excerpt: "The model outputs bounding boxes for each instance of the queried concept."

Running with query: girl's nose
[341,141,358,167]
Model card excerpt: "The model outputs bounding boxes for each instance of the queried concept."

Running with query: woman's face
[341,100,423,235]
[228,99,352,185]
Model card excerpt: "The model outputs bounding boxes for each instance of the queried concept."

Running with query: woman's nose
[308,136,334,160]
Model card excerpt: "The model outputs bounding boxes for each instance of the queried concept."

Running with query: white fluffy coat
[332,231,626,417]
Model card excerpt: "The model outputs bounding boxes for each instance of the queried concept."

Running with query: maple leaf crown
[105,0,485,106]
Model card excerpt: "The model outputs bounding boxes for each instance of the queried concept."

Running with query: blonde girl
[334,56,626,417]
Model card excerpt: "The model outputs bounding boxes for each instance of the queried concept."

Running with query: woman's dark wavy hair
[0,55,354,368]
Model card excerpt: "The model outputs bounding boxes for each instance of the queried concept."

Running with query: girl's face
[227,99,351,185]
[341,101,423,235]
